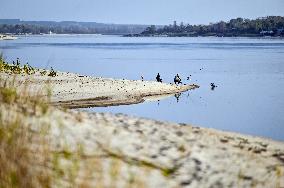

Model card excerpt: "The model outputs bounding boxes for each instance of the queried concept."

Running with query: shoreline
[0,34,18,40]
[0,71,199,108]
[123,33,284,38]
[3,33,284,39]
[1,70,284,187]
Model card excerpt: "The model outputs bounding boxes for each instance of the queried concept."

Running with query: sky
[1,0,284,25]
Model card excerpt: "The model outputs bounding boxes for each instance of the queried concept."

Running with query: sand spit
[0,71,198,108]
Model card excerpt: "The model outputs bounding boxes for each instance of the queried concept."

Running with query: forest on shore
[1,16,284,37]
[0,19,149,35]
[126,16,284,37]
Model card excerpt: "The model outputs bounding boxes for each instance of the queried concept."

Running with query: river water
[1,35,284,141]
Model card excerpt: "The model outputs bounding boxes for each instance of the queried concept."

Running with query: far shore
[2,33,284,38]
[0,34,18,40]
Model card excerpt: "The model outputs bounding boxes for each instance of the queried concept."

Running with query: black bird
[156,73,162,82]
[174,74,182,85]
[210,83,217,90]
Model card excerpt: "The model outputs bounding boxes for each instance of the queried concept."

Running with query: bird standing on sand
[156,73,162,82]
[174,74,182,85]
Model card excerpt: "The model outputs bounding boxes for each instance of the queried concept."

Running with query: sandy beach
[0,71,199,108]
[1,70,284,187]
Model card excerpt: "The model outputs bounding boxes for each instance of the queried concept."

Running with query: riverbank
[0,71,199,108]
[124,33,284,37]
[0,74,283,187]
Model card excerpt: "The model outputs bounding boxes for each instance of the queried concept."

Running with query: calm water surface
[1,35,284,141]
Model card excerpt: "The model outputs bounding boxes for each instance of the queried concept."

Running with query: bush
[48,67,57,77]
[0,57,36,75]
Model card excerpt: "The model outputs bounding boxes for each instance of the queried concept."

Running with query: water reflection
[174,93,182,103]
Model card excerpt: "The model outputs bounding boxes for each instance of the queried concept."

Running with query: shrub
[0,56,36,75]
[48,67,57,77]
[23,63,35,75]
[40,70,47,76]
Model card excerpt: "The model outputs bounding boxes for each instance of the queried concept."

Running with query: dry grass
[0,76,147,188]
[0,55,56,76]
[0,77,52,187]
[0,116,52,187]
[0,55,163,187]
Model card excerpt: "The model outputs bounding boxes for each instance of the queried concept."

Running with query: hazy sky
[1,0,284,25]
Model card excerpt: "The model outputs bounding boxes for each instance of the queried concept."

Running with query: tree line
[138,16,284,37]
[0,20,148,35]
[0,24,97,34]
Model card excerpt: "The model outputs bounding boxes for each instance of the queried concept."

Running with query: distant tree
[139,16,284,37]
[141,25,156,34]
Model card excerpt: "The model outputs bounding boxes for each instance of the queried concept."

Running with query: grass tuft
[0,56,56,77]
[48,67,57,77]
[0,87,17,103]
[0,76,52,187]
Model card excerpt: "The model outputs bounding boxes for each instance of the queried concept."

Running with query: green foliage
[0,56,58,77]
[48,67,57,77]
[0,57,35,75]
[23,63,35,75]
[0,21,147,34]
[141,16,284,37]
[143,25,156,34]
[40,70,47,76]
[0,55,9,72]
